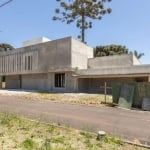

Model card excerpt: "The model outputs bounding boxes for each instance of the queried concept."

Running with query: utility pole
[0,0,13,8]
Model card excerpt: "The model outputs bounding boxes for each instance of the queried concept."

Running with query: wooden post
[104,82,107,103]
[100,82,112,104]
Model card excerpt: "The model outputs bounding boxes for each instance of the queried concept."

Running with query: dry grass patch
[0,113,148,150]
[0,90,113,107]
[16,92,112,106]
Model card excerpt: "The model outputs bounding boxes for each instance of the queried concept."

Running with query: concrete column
[20,53,23,71]
[15,54,17,72]
[0,57,1,73]
[36,50,38,70]
[6,56,8,73]
[4,56,6,73]
[2,56,4,73]
[74,77,79,93]
[10,55,13,72]
[22,53,25,71]
[0,76,2,89]
[47,73,53,92]
[7,55,9,73]
[33,51,36,70]
[5,56,7,72]
[148,76,150,82]
[9,55,11,72]
[18,53,20,71]
[14,54,17,72]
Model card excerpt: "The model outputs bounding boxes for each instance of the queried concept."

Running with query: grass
[22,138,37,149]
[0,113,148,150]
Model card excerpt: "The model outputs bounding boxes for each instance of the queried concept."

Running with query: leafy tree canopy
[94,45,144,60]
[0,43,14,52]
[53,0,112,43]
[94,45,129,57]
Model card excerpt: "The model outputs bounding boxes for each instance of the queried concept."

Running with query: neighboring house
[0,36,150,93]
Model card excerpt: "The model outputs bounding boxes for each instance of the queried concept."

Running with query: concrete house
[0,36,150,93]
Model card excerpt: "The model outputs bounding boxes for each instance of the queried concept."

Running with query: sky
[0,0,150,64]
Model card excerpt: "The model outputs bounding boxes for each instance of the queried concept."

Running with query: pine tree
[53,0,112,43]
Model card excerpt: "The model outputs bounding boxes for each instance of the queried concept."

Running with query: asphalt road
[0,95,150,145]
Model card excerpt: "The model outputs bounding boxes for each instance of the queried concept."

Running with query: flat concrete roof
[76,65,150,78]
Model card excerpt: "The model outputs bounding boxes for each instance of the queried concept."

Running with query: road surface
[0,95,150,145]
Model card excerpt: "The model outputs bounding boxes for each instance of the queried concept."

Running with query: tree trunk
[81,13,85,43]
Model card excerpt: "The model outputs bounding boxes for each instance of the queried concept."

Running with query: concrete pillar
[35,50,38,70]
[2,56,4,72]
[148,76,150,82]
[6,56,8,72]
[21,53,23,72]
[0,76,2,89]
[75,77,79,93]
[0,57,1,73]
[10,55,12,72]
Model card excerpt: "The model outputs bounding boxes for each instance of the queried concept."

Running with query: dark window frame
[55,73,65,88]
[28,56,30,70]
[2,76,5,82]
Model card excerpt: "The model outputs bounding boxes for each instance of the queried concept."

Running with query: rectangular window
[55,73,65,88]
[25,55,32,70]
[25,56,27,70]
[30,56,33,70]
[28,56,30,70]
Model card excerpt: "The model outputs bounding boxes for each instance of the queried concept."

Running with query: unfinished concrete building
[0,37,150,93]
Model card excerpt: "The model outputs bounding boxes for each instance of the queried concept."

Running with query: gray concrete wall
[78,77,149,93]
[5,75,20,89]
[88,78,135,93]
[133,55,141,65]
[49,72,78,93]
[65,72,78,92]
[78,77,137,93]
[22,37,51,47]
[88,54,140,69]
[71,38,93,69]
[20,72,77,92]
[0,72,78,92]
[78,78,89,93]
[43,37,72,71]
[77,64,150,76]
[22,74,49,91]
[0,46,39,75]
[0,36,94,76]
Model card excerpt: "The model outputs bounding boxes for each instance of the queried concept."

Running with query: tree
[53,0,112,43]
[0,43,14,51]
[94,45,129,57]
[130,50,144,59]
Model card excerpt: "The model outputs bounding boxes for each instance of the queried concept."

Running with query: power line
[0,0,13,8]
